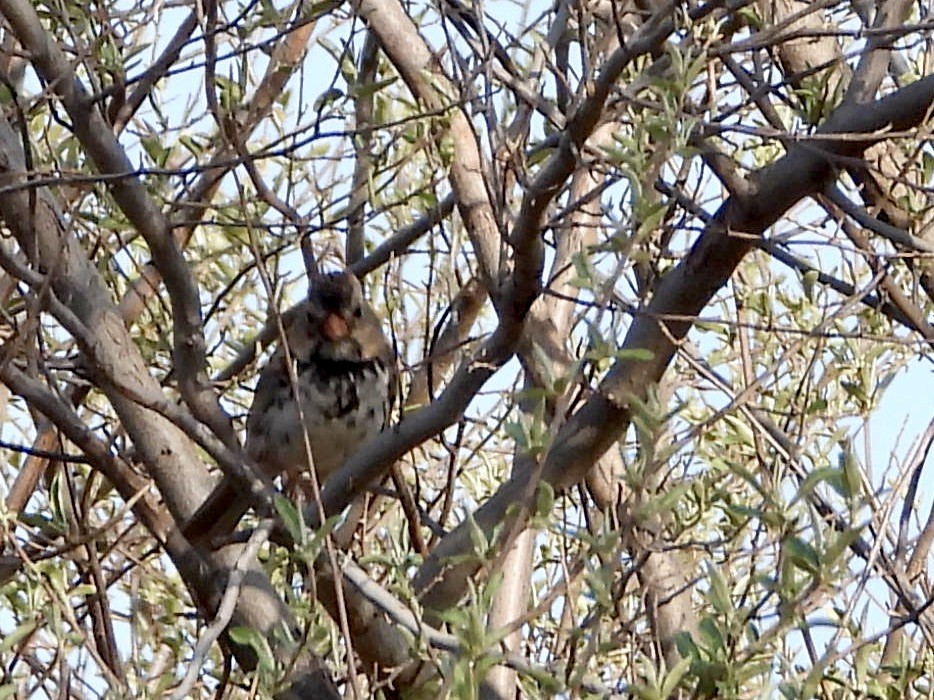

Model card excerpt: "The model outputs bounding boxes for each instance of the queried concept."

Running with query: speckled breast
[247,357,391,479]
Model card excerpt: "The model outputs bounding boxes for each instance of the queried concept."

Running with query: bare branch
[353,0,503,288]
[0,0,234,447]
[169,520,275,700]
[413,71,934,614]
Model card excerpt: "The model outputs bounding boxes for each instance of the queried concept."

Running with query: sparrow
[184,269,394,543]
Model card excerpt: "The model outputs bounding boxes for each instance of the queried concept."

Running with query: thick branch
[0,0,230,445]
[412,72,934,612]
[0,104,339,700]
[353,0,502,289]
[306,0,699,532]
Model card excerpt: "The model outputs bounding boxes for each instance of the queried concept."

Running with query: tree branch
[412,71,934,614]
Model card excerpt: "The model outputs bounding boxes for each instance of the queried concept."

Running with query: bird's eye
[353,306,362,318]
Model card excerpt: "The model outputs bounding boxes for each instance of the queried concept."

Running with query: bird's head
[294,270,387,362]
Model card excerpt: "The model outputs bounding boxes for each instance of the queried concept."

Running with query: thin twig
[169,519,274,700]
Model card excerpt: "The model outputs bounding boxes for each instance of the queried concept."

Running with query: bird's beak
[321,312,350,341]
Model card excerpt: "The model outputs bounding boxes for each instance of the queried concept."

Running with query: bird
[184,269,395,543]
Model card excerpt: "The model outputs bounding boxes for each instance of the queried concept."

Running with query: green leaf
[837,438,863,501]
[349,76,398,98]
[698,616,725,652]
[228,626,275,672]
[527,143,554,165]
[140,135,168,166]
[274,495,305,545]
[306,0,343,18]
[673,630,700,660]
[802,269,819,300]
[466,512,489,559]
[792,466,843,505]
[784,536,820,575]
[313,88,344,112]
[648,481,691,514]
[503,420,529,449]
[659,655,692,697]
[823,528,863,568]
[706,563,732,616]
[71,584,98,598]
[0,619,38,653]
[923,151,934,184]
[535,481,555,518]
[612,347,655,361]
